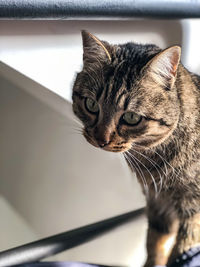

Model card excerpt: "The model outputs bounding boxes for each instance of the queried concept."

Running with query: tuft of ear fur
[81,30,112,64]
[148,46,181,88]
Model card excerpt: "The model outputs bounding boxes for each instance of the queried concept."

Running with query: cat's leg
[168,213,200,265]
[143,195,179,267]
[144,218,179,267]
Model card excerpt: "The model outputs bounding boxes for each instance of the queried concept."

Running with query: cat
[72,30,200,267]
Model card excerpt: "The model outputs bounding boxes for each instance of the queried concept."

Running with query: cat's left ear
[81,30,112,64]
[148,46,181,88]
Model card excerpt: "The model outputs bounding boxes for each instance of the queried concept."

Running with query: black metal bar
[0,0,200,19]
[0,208,145,267]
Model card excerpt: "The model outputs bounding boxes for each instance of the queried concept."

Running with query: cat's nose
[97,139,110,148]
[94,125,115,148]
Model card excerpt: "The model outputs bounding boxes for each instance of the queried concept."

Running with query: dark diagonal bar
[0,0,200,19]
[0,208,145,267]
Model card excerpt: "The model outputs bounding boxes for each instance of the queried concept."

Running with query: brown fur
[72,31,200,266]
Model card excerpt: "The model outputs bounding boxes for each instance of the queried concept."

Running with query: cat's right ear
[81,30,112,64]
[147,46,181,89]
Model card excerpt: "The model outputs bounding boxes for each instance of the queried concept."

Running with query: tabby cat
[72,30,200,267]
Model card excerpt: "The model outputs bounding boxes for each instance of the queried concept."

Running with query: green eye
[123,112,142,125]
[85,97,99,113]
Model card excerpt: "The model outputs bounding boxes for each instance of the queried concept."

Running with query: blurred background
[0,16,200,267]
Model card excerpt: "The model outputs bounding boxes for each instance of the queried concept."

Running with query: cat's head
[72,31,181,152]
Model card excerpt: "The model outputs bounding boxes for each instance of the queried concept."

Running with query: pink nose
[97,139,110,148]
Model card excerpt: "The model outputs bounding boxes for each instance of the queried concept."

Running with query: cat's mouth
[83,131,131,153]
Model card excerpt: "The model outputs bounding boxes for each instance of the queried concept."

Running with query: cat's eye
[85,97,99,113]
[122,112,142,125]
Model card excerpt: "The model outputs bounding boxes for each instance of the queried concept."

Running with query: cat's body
[72,31,200,266]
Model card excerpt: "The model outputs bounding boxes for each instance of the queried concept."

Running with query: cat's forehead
[102,43,160,91]
[114,43,160,66]
[99,51,152,106]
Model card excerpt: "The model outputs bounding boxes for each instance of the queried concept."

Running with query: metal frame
[0,0,200,19]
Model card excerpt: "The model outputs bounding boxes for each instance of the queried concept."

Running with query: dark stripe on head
[96,86,104,101]
[104,81,111,101]
[110,61,127,99]
[116,91,126,106]
[124,96,130,110]
[111,76,123,100]
[126,67,135,91]
[103,67,115,101]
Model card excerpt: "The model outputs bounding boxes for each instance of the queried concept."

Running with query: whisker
[124,152,148,196]
[131,143,180,187]
[126,150,158,197]
[72,118,83,126]
[131,145,166,195]
[132,144,167,175]
[125,151,149,196]
[72,128,83,133]
[153,149,179,178]
[123,152,134,172]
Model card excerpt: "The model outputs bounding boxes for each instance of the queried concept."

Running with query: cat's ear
[81,30,112,64]
[147,46,181,88]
